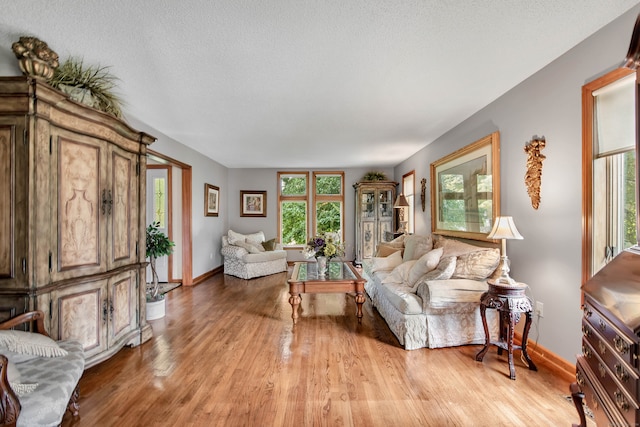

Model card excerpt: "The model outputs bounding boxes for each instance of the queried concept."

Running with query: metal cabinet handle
[101,189,113,215]
[106,190,113,215]
[614,335,629,355]
[597,341,606,355]
[583,305,592,318]
[582,325,591,338]
[598,319,606,332]
[598,363,606,378]
[576,371,585,387]
[614,390,630,412]
[102,300,108,323]
[615,363,629,382]
[582,345,592,359]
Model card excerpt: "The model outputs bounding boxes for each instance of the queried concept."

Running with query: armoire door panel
[109,270,136,345]
[32,117,53,287]
[0,121,30,289]
[54,282,108,359]
[379,220,392,244]
[0,126,13,279]
[362,221,375,259]
[58,137,101,270]
[109,147,138,269]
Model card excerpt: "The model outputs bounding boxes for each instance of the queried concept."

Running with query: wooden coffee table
[287,261,366,324]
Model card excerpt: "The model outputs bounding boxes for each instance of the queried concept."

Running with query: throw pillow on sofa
[402,235,433,261]
[407,247,443,287]
[422,256,457,281]
[371,250,403,273]
[228,230,265,245]
[382,260,417,285]
[231,239,264,254]
[451,248,500,280]
[261,238,277,251]
[376,244,402,257]
[433,235,487,258]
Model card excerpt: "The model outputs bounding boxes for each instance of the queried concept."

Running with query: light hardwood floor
[62,270,591,426]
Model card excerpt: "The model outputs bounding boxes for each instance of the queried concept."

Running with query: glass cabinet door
[379,189,393,219]
[361,191,375,219]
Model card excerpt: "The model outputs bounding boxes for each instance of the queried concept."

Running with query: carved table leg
[570,382,587,427]
[289,293,301,324]
[507,311,517,380]
[355,292,365,323]
[497,311,507,356]
[475,302,490,362]
[521,311,538,371]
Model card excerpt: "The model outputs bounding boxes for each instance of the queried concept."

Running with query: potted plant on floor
[146,221,175,320]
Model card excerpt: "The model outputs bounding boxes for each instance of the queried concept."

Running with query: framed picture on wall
[240,190,266,217]
[205,183,219,217]
[430,131,500,241]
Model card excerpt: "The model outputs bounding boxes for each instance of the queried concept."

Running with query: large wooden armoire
[0,76,155,368]
[353,181,397,262]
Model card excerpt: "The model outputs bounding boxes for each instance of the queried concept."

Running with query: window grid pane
[281,201,307,245]
[153,177,166,228]
[316,175,342,195]
[281,175,307,196]
[316,201,342,234]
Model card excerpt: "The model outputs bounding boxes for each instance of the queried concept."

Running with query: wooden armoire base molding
[0,76,155,368]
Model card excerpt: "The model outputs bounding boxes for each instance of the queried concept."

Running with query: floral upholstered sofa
[221,230,288,279]
[361,234,501,350]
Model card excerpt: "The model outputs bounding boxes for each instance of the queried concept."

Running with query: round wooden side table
[475,280,538,380]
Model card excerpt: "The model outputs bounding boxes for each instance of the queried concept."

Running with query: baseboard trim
[192,266,223,285]
[515,332,575,384]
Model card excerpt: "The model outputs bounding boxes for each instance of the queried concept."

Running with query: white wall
[393,5,640,363]
[227,167,395,262]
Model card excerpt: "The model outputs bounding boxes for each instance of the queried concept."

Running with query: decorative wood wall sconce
[420,178,426,211]
[524,136,546,210]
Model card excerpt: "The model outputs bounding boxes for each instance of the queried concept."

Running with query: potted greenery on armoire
[146,221,175,320]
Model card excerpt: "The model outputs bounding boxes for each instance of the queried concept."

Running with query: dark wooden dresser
[572,249,640,426]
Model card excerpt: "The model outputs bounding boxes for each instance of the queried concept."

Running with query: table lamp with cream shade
[393,193,409,234]
[487,216,523,285]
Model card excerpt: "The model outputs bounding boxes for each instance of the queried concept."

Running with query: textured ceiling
[0,1,638,168]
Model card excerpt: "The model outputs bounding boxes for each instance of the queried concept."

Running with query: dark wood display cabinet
[572,249,640,427]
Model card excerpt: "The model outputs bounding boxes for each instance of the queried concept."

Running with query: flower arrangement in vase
[303,232,345,276]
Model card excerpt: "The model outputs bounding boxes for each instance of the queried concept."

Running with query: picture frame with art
[430,131,500,241]
[205,183,219,217]
[240,190,267,217]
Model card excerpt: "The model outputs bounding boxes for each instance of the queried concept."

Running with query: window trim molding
[581,67,635,286]
[312,171,345,242]
[277,171,310,248]
[402,170,415,234]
